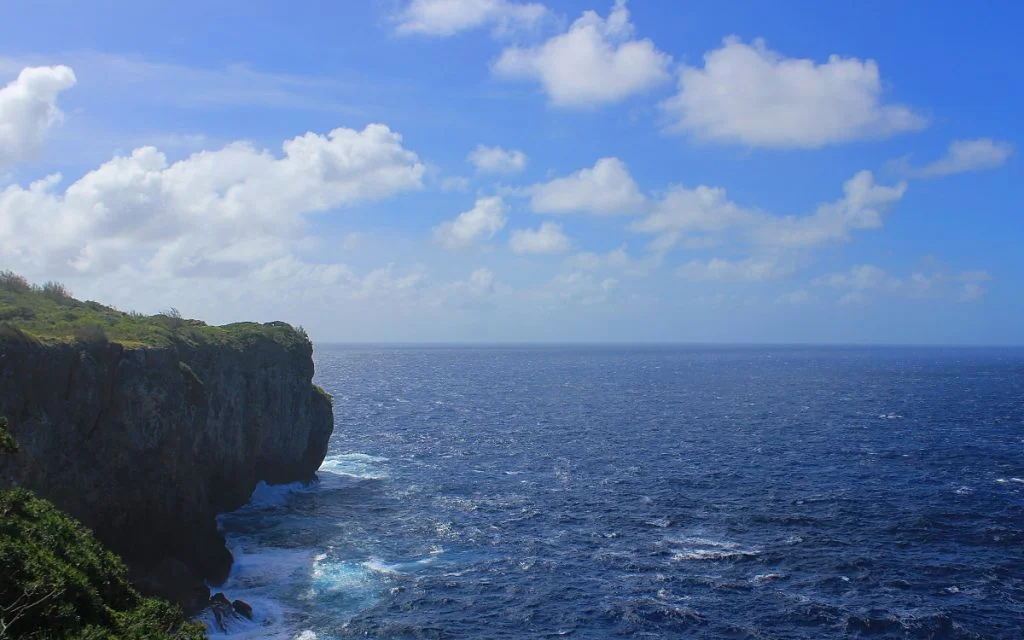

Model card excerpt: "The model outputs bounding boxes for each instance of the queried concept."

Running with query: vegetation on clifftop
[0,271,309,349]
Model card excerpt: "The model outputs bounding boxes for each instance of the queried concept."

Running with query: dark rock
[211,592,231,607]
[213,607,227,633]
[0,333,334,609]
[131,556,210,616]
[232,599,254,619]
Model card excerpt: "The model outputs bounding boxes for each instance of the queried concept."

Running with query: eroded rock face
[0,329,333,612]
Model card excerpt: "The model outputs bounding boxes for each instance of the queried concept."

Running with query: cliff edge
[0,274,334,613]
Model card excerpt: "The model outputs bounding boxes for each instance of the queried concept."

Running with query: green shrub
[73,323,109,345]
[0,488,205,639]
[0,271,31,294]
[0,270,309,349]
[40,281,74,304]
[0,417,16,454]
[0,323,36,345]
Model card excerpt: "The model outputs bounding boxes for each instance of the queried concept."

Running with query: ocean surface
[204,345,1024,639]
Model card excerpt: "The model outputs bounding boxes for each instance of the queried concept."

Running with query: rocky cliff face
[0,325,333,612]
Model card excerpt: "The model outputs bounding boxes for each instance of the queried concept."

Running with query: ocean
[202,345,1024,638]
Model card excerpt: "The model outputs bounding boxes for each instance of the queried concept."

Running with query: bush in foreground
[0,486,205,639]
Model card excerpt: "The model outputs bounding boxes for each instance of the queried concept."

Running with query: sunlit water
[203,345,1024,639]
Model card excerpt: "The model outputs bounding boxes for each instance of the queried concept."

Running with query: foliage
[314,385,334,406]
[0,272,310,350]
[0,271,31,294]
[0,488,206,639]
[0,323,36,345]
[73,324,109,345]
[39,281,73,304]
[0,417,16,454]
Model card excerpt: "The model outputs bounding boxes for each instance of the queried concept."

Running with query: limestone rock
[0,326,334,611]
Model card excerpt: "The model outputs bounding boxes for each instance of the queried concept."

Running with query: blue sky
[0,0,1021,343]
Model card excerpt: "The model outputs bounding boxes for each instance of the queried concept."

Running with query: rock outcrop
[0,323,333,612]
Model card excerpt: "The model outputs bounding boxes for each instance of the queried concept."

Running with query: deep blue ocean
[204,345,1024,639]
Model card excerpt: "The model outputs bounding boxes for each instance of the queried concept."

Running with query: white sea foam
[308,555,378,596]
[363,553,439,575]
[665,536,761,562]
[318,452,389,480]
[203,451,396,638]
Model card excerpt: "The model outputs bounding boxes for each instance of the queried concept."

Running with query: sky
[0,0,1021,344]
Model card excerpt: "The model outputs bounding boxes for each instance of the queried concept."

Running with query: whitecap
[363,553,439,575]
[318,452,388,480]
[665,536,760,562]
[753,573,785,583]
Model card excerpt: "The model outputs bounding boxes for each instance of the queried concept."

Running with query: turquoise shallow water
[205,345,1024,639]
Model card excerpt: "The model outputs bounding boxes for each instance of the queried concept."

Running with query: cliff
[0,275,334,613]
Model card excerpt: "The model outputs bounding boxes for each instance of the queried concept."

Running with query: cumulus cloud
[468,144,527,174]
[493,0,671,107]
[530,157,646,215]
[509,221,571,254]
[632,184,755,235]
[433,196,508,249]
[677,256,796,282]
[0,65,77,167]
[395,0,548,36]
[566,246,631,270]
[815,264,991,303]
[632,170,906,250]
[902,138,1014,178]
[753,171,907,248]
[662,37,926,148]
[0,124,425,276]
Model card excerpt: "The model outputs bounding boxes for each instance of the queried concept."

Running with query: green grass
[0,484,205,639]
[0,271,309,350]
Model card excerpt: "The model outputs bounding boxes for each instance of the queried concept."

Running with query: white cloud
[815,264,991,303]
[566,246,631,270]
[395,0,548,37]
[776,289,814,305]
[677,257,795,282]
[662,37,926,148]
[440,175,471,192]
[433,196,508,249]
[838,291,867,306]
[632,170,906,250]
[537,271,617,306]
[341,232,365,250]
[631,184,755,234]
[904,138,1014,178]
[468,144,527,174]
[530,157,645,215]
[0,65,77,167]
[509,221,571,254]
[493,0,671,108]
[754,171,906,249]
[0,124,425,276]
